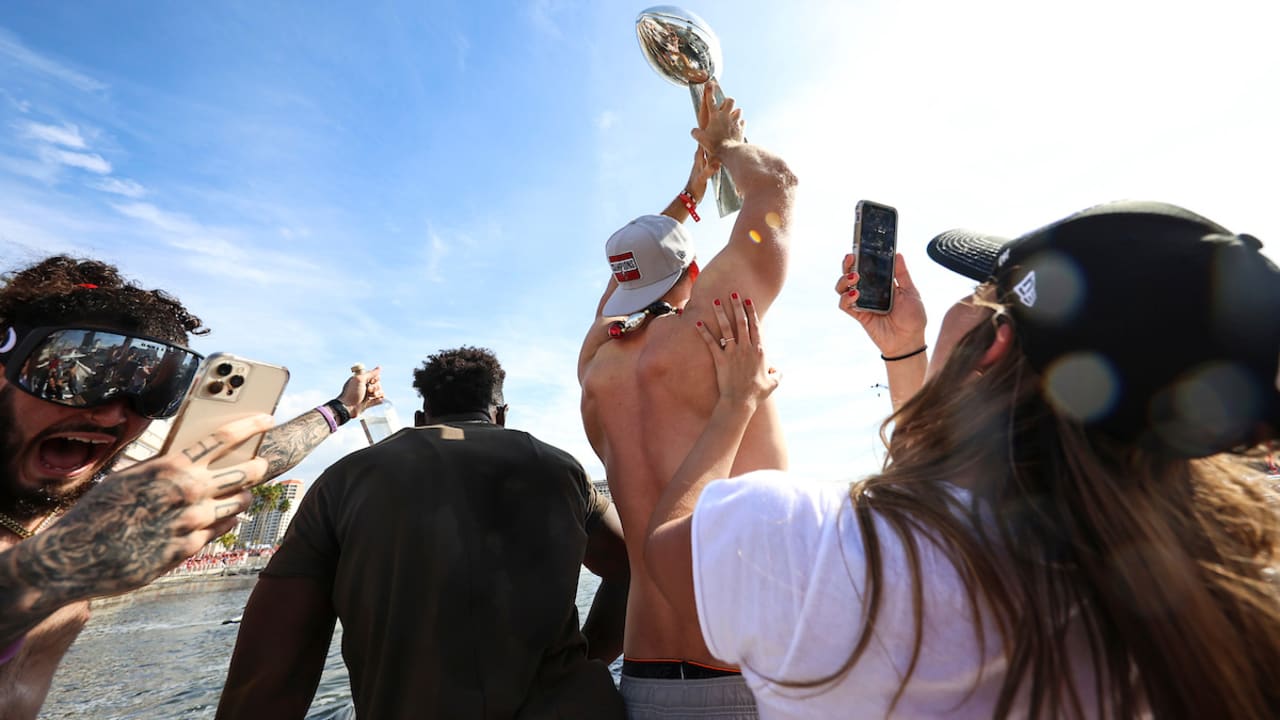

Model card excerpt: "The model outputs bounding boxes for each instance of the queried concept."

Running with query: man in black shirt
[219,346,629,719]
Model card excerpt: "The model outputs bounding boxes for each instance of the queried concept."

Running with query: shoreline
[91,571,262,609]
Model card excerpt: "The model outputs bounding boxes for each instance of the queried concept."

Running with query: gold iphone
[160,353,289,469]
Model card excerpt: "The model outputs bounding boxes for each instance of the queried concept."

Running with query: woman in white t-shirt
[644,202,1280,719]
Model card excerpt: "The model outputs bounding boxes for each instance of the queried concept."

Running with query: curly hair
[412,346,505,416]
[0,255,206,344]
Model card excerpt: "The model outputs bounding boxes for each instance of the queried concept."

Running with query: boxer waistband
[621,658,741,680]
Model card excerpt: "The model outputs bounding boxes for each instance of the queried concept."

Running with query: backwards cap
[602,214,694,317]
[927,200,1280,457]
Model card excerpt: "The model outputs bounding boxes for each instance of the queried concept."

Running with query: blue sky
[2,0,1277,489]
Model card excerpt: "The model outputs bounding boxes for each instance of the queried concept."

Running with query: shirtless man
[0,255,383,719]
[578,83,797,717]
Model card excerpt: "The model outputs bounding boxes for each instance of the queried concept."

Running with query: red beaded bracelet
[678,190,700,222]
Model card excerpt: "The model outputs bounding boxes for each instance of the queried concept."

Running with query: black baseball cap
[927,200,1280,458]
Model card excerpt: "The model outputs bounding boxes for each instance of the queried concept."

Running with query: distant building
[239,478,303,547]
[593,478,611,501]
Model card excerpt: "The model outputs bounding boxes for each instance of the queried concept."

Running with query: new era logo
[1013,271,1037,307]
[609,252,641,283]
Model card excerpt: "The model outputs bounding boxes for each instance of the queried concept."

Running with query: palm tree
[247,483,292,547]
[217,532,238,551]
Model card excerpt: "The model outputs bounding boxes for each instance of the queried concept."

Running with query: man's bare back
[579,85,797,666]
[581,307,786,664]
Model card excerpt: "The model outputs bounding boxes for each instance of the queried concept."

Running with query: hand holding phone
[852,200,899,314]
[160,354,289,470]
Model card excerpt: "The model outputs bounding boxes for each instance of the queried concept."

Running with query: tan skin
[578,80,797,666]
[645,286,1014,627]
[0,363,382,720]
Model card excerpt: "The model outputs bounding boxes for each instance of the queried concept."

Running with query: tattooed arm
[256,366,385,480]
[0,415,271,647]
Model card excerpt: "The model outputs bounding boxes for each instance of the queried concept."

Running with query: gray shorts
[619,674,758,720]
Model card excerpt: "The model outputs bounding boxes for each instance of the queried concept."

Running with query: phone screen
[854,201,898,313]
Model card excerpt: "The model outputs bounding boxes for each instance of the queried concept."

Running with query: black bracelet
[881,345,927,362]
[324,398,352,425]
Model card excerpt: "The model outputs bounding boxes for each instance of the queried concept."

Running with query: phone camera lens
[216,362,234,377]
[207,380,225,395]
[228,375,245,389]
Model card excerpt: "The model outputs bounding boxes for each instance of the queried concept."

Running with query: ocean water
[43,568,611,718]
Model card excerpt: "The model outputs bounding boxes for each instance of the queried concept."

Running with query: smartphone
[852,200,899,314]
[160,353,289,469]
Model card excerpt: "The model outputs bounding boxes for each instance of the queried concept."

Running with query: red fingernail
[731,292,739,300]
[714,298,721,306]
[696,321,703,327]
[847,274,855,280]
[744,298,752,306]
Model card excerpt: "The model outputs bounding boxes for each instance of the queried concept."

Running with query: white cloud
[106,200,338,294]
[91,177,147,198]
[112,201,204,236]
[38,147,111,174]
[23,121,87,149]
[0,28,107,93]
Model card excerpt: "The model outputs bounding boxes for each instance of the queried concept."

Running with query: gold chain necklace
[0,507,65,540]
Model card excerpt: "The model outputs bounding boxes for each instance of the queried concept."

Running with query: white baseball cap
[602,214,695,317]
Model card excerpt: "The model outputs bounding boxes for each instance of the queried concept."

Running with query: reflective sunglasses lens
[16,329,199,418]
[17,328,121,405]
[134,345,202,418]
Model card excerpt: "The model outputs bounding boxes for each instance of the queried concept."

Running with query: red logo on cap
[609,252,641,283]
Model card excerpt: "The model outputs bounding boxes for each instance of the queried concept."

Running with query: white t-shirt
[692,470,1100,719]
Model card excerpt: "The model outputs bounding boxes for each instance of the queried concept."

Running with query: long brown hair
[818,305,1280,718]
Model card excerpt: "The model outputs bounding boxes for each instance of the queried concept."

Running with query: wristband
[678,190,700,222]
[324,398,352,425]
[881,345,927,362]
[315,405,339,433]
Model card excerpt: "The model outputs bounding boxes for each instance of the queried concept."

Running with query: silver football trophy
[636,6,742,216]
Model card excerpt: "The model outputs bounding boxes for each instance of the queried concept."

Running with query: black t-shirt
[264,415,622,719]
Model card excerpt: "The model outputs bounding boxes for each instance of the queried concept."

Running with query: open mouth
[36,434,117,477]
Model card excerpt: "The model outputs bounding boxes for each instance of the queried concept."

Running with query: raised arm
[690,81,799,313]
[645,292,779,610]
[257,365,384,479]
[0,415,272,647]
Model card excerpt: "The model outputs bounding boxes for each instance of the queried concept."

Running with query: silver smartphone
[852,200,899,314]
[160,353,289,469]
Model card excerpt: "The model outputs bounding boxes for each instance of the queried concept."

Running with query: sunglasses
[0,325,203,419]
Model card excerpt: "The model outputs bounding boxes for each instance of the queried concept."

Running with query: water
[44,569,609,718]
